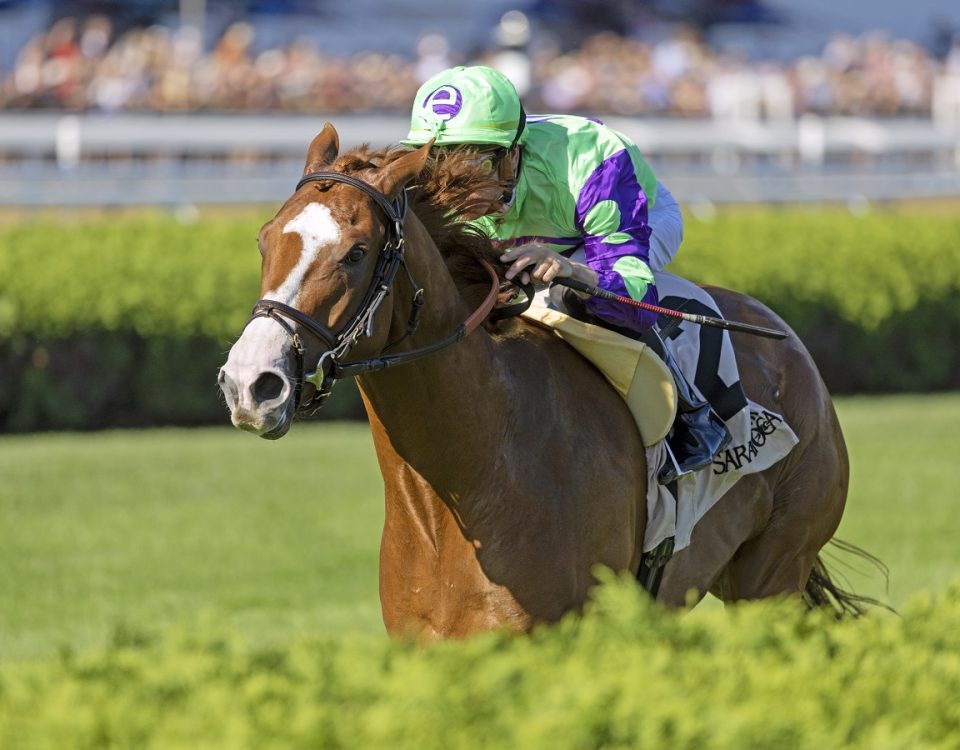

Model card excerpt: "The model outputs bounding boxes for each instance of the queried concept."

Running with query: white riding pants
[647,181,683,272]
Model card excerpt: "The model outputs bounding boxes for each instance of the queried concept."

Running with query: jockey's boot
[556,289,730,483]
[644,329,732,485]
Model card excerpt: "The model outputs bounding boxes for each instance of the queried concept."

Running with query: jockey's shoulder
[526,113,639,154]
[526,113,611,135]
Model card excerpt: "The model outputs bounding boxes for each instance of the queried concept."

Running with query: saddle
[520,305,677,447]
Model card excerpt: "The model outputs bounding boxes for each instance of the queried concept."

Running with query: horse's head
[218,123,432,438]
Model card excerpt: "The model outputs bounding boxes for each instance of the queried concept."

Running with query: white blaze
[221,202,342,417]
[229,201,342,370]
[267,202,342,305]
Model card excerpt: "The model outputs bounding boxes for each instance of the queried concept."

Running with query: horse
[218,123,874,639]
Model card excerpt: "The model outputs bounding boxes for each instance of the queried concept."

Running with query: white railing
[1,110,958,205]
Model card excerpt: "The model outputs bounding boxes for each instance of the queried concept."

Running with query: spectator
[0,17,955,119]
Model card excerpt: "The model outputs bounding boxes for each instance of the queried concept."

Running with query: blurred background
[1,0,960,206]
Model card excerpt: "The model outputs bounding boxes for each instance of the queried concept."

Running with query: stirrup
[657,404,731,485]
[657,442,689,485]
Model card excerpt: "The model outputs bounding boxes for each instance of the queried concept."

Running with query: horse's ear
[303,123,340,175]
[377,140,434,201]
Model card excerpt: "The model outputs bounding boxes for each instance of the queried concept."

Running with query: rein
[247,170,500,413]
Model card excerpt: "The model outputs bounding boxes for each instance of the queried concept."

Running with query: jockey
[402,65,729,483]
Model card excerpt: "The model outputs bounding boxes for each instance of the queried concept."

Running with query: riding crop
[551,276,788,340]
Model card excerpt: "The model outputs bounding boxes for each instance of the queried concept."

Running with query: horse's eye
[345,244,366,264]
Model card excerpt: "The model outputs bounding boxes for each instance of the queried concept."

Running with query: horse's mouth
[261,395,297,440]
[259,418,291,440]
[231,396,295,440]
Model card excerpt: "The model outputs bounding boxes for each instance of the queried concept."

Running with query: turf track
[1,393,957,663]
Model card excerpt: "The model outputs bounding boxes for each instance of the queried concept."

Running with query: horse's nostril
[217,369,226,385]
[252,372,285,403]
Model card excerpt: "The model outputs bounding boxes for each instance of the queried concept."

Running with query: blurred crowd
[3,15,960,118]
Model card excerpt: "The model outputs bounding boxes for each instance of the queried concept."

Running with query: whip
[551,276,788,340]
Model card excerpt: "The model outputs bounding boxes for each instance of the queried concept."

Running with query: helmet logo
[423,85,463,121]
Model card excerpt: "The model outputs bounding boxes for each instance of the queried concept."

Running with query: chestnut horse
[219,123,871,638]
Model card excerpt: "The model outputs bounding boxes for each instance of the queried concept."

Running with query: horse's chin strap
[246,170,501,416]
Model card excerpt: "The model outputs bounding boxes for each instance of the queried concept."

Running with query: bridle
[245,170,501,413]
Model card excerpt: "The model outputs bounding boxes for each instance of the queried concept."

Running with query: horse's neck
[357,216,507,474]
[356,217,647,635]
[359,336,503,482]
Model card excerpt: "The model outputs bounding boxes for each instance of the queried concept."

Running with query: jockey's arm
[578,232,658,332]
[499,226,657,333]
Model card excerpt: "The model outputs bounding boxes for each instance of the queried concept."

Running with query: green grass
[0,423,385,664]
[833,394,960,603]
[2,394,959,664]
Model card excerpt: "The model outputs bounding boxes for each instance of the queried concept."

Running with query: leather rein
[246,171,501,413]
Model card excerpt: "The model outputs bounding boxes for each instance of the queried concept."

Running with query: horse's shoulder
[492,316,595,365]
[489,317,640,415]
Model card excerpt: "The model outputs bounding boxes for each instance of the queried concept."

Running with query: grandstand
[1,0,958,205]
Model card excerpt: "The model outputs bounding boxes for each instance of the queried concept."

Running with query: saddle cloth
[523,271,799,554]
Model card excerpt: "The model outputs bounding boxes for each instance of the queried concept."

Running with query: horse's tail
[803,538,893,617]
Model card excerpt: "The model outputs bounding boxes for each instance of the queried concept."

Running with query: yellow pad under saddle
[522,306,677,447]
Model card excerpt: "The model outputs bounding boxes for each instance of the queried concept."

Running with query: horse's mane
[328,145,506,308]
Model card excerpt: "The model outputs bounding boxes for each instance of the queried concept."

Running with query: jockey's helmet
[402,66,526,150]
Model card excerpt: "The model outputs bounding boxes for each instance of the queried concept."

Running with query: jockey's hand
[500,243,574,288]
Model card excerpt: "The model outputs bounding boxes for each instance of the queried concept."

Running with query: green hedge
[673,208,960,393]
[1,573,958,750]
[0,214,364,431]
[1,207,958,431]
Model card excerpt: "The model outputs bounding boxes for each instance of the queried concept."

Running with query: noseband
[246,170,500,413]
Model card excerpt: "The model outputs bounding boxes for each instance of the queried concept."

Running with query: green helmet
[402,66,526,150]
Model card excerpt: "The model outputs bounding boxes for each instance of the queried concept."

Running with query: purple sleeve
[574,149,658,332]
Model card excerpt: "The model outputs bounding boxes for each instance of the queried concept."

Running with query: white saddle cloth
[644,273,799,553]
[531,271,799,554]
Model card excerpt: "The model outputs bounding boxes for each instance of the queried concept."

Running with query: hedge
[673,207,960,393]
[0,214,361,431]
[1,207,958,431]
[1,572,958,750]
